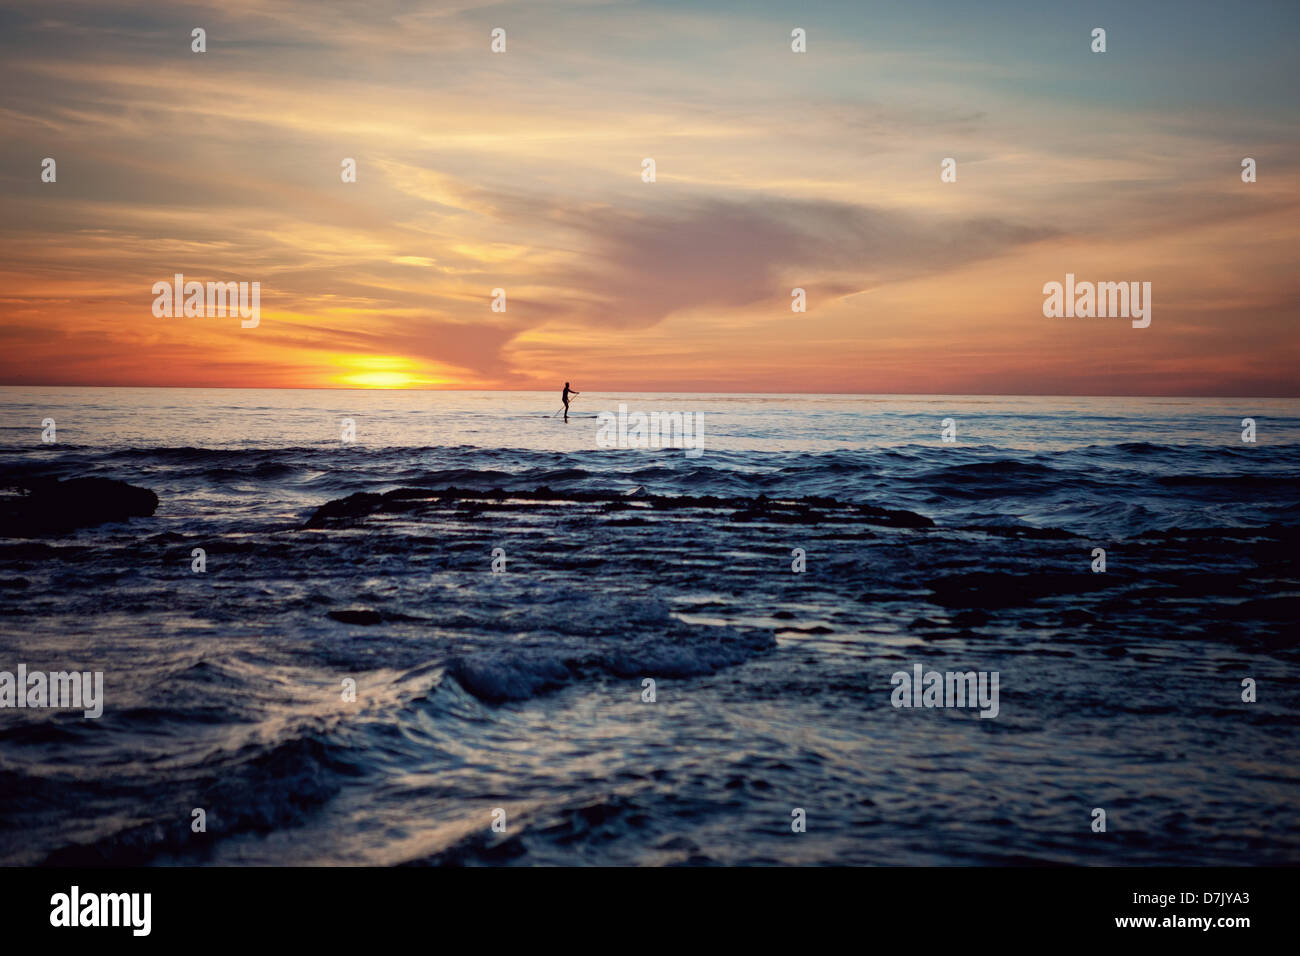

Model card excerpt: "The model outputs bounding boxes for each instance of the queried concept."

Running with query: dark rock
[303,492,384,528]
[301,485,936,531]
[927,570,1119,609]
[855,503,934,528]
[0,477,158,536]
[327,608,383,625]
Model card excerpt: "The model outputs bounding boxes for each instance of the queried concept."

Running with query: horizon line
[1,385,1296,400]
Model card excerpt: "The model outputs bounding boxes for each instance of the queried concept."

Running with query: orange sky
[1,0,1297,395]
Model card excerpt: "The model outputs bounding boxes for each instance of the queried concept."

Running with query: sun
[341,370,416,388]
[331,355,422,388]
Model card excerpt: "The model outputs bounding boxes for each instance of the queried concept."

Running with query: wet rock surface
[0,476,158,536]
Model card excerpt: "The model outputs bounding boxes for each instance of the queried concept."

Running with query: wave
[447,623,776,704]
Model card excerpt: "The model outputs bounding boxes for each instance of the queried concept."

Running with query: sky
[0,0,1297,394]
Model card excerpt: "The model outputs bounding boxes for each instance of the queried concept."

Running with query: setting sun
[332,355,423,389]
[340,370,415,388]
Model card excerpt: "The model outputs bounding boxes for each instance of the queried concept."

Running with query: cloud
[545,194,1058,330]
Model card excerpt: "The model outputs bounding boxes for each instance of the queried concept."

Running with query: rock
[303,492,384,528]
[927,570,1118,609]
[301,486,938,531]
[0,477,158,536]
[328,608,383,625]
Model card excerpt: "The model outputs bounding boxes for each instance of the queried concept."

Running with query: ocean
[1,387,1298,865]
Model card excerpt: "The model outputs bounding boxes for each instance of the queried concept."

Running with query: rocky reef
[0,476,158,536]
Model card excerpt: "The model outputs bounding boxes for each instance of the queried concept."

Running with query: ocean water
[0,387,1298,865]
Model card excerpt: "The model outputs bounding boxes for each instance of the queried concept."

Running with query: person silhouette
[562,382,580,422]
